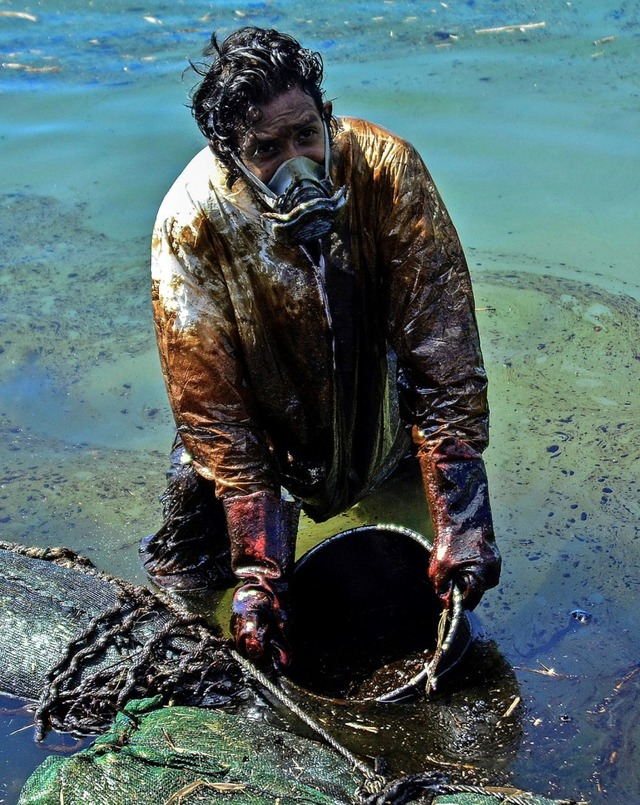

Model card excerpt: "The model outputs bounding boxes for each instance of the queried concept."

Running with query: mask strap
[230,152,278,201]
[322,119,331,179]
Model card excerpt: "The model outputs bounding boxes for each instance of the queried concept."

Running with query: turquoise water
[1,1,638,802]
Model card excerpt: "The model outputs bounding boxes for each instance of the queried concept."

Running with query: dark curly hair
[190,27,327,179]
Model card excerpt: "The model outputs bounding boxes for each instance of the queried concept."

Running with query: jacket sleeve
[151,212,279,500]
[375,137,500,607]
[377,140,489,452]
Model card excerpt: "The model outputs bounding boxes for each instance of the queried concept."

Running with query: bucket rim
[294,522,433,569]
[289,523,470,703]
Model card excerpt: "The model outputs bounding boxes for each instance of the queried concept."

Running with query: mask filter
[232,121,346,246]
[261,157,346,244]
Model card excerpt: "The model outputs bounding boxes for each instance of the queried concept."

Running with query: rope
[376,585,464,703]
[424,585,464,695]
[432,785,579,805]
[33,592,237,740]
[229,649,387,798]
[362,776,579,805]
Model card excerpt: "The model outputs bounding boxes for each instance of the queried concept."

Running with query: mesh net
[18,697,360,805]
[0,542,242,739]
[17,698,573,805]
[0,543,579,805]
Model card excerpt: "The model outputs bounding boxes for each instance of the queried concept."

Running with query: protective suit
[147,116,500,659]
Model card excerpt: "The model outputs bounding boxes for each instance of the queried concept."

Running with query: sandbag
[0,543,241,738]
[18,697,359,805]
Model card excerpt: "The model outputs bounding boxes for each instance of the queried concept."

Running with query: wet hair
[190,27,327,178]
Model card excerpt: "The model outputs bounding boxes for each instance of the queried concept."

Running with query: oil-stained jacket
[151,117,489,524]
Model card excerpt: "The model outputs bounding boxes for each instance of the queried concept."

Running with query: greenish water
[1,1,638,802]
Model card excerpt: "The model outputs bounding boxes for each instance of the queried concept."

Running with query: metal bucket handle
[375,584,464,702]
[289,523,469,703]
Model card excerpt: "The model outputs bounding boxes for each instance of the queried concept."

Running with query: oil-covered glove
[417,435,501,611]
[223,492,300,668]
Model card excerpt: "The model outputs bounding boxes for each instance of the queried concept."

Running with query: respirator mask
[233,121,346,246]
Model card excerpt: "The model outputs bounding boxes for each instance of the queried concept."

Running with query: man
[142,27,501,668]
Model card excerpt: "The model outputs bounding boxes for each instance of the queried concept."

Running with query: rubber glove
[223,492,300,668]
[417,435,501,610]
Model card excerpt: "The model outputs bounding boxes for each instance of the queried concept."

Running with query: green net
[17,698,578,805]
[18,697,360,805]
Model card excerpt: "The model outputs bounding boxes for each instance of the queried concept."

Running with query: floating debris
[475,22,546,34]
[501,695,522,720]
[570,609,592,625]
[1,62,61,73]
[0,10,38,22]
[344,722,379,733]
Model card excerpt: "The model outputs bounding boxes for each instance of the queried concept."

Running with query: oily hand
[230,582,292,669]
[428,530,501,611]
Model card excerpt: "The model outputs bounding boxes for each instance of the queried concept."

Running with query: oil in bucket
[286,524,472,702]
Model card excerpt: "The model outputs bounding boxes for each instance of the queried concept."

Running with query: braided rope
[0,542,241,739]
[375,585,464,703]
[229,649,387,797]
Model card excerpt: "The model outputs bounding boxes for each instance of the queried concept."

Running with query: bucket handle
[375,585,464,702]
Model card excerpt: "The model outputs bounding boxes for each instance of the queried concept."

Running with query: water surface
[1,1,638,802]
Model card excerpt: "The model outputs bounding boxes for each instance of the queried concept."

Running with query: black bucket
[286,524,472,702]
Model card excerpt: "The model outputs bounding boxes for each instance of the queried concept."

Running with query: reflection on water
[1,1,638,803]
[0,694,88,805]
[280,637,525,789]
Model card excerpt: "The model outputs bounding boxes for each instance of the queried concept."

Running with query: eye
[298,127,318,142]
[254,141,277,156]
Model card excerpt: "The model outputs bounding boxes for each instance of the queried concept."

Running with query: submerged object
[570,608,592,625]
[286,524,472,702]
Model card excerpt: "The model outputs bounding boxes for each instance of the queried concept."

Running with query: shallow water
[1,1,638,802]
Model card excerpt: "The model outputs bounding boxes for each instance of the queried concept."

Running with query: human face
[237,86,331,185]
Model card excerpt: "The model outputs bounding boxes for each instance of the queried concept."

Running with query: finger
[459,572,483,611]
[242,635,265,661]
[271,638,292,669]
[436,579,454,609]
[237,620,269,661]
